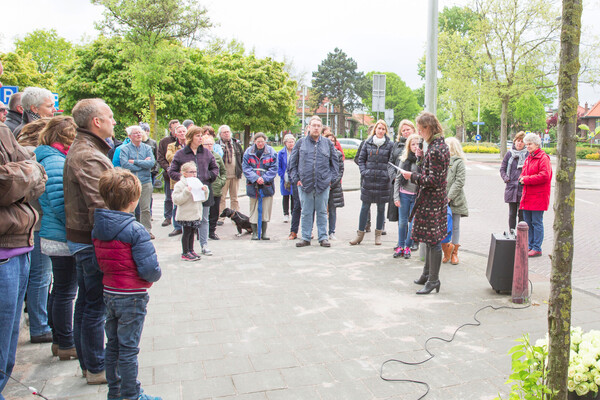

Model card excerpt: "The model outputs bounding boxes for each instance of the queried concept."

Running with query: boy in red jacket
[92,168,162,400]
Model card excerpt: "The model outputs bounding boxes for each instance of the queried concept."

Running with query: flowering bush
[499,328,600,399]
[535,327,600,397]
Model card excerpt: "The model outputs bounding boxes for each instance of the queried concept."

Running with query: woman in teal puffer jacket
[34,116,79,361]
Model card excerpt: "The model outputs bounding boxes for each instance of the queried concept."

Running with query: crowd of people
[0,56,554,400]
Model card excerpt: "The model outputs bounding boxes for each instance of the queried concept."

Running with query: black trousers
[209,196,221,235]
[508,202,524,231]
[282,195,294,216]
[182,226,195,254]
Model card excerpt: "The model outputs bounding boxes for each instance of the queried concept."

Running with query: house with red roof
[580,101,600,143]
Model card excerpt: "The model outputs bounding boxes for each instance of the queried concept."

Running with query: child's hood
[93,208,135,241]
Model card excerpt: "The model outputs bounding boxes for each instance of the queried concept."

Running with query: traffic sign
[472,121,485,126]
[0,86,18,105]
[52,93,59,110]
[384,109,394,128]
[372,74,386,112]
[475,134,482,141]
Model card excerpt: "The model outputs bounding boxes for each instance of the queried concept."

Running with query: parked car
[337,138,362,150]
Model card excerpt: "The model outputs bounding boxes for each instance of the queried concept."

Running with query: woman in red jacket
[519,133,552,257]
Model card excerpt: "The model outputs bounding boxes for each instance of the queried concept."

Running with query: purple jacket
[168,145,219,206]
[499,148,525,203]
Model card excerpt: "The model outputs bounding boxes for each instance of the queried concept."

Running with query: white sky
[2,0,600,106]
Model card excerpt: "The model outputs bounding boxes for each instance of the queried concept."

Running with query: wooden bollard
[512,221,529,304]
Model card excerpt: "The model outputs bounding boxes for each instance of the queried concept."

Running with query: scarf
[222,139,233,164]
[50,142,70,155]
[24,109,41,122]
[372,135,386,147]
[507,147,528,172]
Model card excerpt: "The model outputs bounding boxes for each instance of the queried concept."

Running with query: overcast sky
[2,0,600,105]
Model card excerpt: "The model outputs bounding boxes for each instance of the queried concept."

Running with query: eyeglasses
[0,108,7,113]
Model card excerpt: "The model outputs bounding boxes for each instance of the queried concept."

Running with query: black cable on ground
[380,280,534,400]
[0,368,49,399]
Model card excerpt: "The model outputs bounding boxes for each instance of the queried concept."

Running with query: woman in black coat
[499,131,527,231]
[350,120,393,246]
[323,132,344,240]
[401,112,450,294]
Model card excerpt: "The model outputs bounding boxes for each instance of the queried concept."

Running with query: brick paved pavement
[4,156,599,400]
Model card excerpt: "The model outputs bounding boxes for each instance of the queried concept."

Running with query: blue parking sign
[475,134,482,141]
[0,86,19,105]
[52,93,59,110]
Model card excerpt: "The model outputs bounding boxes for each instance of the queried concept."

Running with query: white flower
[576,383,590,396]
[595,374,600,386]
[568,379,577,391]
[574,372,586,383]
[589,382,599,394]
[568,367,577,378]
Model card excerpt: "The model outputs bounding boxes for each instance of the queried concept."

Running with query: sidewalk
[5,181,600,400]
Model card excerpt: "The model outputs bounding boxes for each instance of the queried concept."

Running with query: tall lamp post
[301,85,307,135]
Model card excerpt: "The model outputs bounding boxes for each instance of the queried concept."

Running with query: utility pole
[301,86,307,135]
[425,0,438,114]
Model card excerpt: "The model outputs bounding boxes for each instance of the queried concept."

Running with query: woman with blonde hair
[393,133,420,259]
[387,119,417,225]
[401,112,450,294]
[350,120,393,245]
[443,137,469,265]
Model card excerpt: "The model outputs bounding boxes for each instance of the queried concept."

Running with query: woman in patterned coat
[401,112,450,295]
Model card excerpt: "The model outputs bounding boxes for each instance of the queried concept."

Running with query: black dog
[219,208,253,236]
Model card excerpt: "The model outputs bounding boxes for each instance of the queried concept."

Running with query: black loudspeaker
[486,232,516,293]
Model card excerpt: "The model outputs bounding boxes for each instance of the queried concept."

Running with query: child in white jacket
[172,162,209,261]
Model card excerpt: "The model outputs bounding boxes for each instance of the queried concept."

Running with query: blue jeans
[104,293,148,400]
[27,231,52,337]
[172,205,182,230]
[328,205,337,235]
[0,253,30,398]
[50,255,77,349]
[197,206,210,247]
[163,180,173,220]
[73,246,105,374]
[299,186,330,242]
[359,202,385,231]
[523,210,544,252]
[397,192,416,248]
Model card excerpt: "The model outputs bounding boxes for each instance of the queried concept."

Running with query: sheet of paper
[388,162,408,174]
[187,177,206,202]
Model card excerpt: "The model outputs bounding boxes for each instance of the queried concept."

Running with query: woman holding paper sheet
[400,112,450,295]
[168,126,219,256]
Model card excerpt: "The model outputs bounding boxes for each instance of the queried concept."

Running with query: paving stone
[232,370,286,394]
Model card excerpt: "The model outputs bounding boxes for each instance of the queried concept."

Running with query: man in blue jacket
[119,125,156,239]
[288,115,339,248]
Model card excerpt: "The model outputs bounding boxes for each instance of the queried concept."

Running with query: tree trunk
[500,97,509,158]
[243,125,251,150]
[338,104,344,137]
[149,94,158,141]
[547,0,581,399]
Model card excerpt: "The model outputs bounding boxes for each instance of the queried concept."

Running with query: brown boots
[442,243,460,264]
[349,230,365,245]
[451,244,460,265]
[374,230,383,245]
[442,243,454,263]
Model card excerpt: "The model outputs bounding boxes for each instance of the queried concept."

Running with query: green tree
[14,29,73,76]
[91,0,212,139]
[0,49,55,90]
[312,48,368,136]
[547,0,582,398]
[209,53,297,148]
[362,72,420,131]
[510,91,547,132]
[58,37,214,134]
[475,0,560,157]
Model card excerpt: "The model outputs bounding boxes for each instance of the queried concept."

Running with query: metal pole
[326,102,330,127]
[301,86,306,134]
[424,0,438,114]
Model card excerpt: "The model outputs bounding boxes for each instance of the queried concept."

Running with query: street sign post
[52,93,59,111]
[0,86,18,105]
[372,74,386,119]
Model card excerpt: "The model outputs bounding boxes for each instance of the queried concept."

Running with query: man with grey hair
[288,115,339,248]
[217,124,244,222]
[13,87,56,137]
[120,125,155,239]
[64,98,115,385]
[0,101,7,124]
[5,92,23,133]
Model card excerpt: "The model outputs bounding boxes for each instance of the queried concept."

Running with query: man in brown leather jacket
[0,60,48,398]
[63,98,115,384]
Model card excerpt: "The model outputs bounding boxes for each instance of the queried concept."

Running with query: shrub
[585,152,600,160]
[344,149,357,159]
[463,145,500,154]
